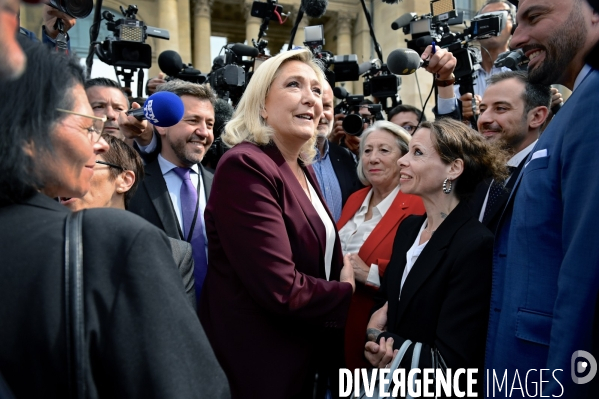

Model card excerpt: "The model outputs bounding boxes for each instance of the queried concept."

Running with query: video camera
[95,5,169,70]
[393,0,507,94]
[158,50,207,86]
[494,49,529,71]
[208,43,259,105]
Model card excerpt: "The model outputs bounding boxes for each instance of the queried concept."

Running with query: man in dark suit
[470,70,551,233]
[129,80,216,303]
[486,0,599,396]
[313,81,362,221]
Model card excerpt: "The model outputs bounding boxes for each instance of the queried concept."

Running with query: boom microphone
[126,91,185,127]
[227,43,260,58]
[391,12,417,30]
[333,86,348,100]
[301,0,328,18]
[158,50,184,77]
[387,48,429,75]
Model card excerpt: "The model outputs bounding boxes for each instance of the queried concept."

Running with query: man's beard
[528,4,587,85]
[170,139,204,167]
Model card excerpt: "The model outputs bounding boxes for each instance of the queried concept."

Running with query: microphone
[333,86,348,100]
[387,48,429,75]
[391,12,417,30]
[358,61,372,76]
[126,91,185,127]
[227,43,260,58]
[301,0,328,18]
[213,98,234,139]
[158,50,184,77]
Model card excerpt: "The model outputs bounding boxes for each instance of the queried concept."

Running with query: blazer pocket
[515,308,552,346]
[524,153,550,172]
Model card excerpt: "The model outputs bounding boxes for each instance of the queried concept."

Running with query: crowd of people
[1,0,598,398]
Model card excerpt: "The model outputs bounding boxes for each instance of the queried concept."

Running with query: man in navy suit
[486,0,599,397]
[129,80,216,303]
[470,71,551,234]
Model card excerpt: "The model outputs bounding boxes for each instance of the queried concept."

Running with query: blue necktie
[173,167,208,304]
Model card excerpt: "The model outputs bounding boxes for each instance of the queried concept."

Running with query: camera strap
[53,19,69,55]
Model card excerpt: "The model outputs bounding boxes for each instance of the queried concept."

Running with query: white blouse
[399,220,430,299]
[307,178,336,280]
[338,186,400,256]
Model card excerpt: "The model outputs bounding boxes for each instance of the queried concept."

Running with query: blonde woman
[199,49,355,398]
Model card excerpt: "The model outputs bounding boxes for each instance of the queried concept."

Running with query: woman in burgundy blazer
[337,121,425,370]
[199,49,354,399]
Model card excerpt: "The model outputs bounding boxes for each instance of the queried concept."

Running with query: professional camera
[303,25,362,85]
[333,90,384,136]
[208,43,259,105]
[95,5,169,70]
[359,58,402,111]
[494,49,529,71]
[393,0,506,95]
[48,0,93,18]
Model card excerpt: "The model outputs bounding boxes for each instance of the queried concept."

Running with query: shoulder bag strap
[65,210,86,399]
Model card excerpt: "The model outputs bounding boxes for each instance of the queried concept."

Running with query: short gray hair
[357,120,411,186]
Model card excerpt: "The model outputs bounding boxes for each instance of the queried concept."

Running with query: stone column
[336,11,354,93]
[157,0,181,57]
[245,2,262,47]
[177,0,192,64]
[193,0,213,73]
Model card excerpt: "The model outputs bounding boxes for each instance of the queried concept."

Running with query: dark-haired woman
[0,41,229,398]
[365,118,507,394]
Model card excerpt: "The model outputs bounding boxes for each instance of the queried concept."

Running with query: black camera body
[207,44,254,105]
[334,93,384,136]
[95,5,169,70]
[399,1,506,96]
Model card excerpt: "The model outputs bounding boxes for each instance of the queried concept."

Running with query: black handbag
[64,211,86,399]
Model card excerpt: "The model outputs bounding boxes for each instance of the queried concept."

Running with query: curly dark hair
[0,39,85,205]
[100,134,145,209]
[421,118,509,200]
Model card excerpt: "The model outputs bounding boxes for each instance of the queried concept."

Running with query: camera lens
[49,0,93,19]
[342,114,365,136]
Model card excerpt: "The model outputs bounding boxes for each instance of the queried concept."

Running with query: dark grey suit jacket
[0,193,230,398]
[168,238,196,310]
[128,159,213,241]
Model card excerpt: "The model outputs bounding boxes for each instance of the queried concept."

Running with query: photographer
[449,0,516,120]
[331,99,376,156]
[19,5,75,51]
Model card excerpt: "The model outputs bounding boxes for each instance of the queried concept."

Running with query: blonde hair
[357,121,411,186]
[222,48,324,164]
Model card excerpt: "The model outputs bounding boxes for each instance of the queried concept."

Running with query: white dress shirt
[400,221,429,299]
[339,186,400,287]
[307,178,335,280]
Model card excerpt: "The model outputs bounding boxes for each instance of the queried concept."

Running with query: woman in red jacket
[337,120,425,370]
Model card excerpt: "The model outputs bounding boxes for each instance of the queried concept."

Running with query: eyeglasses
[401,124,418,134]
[56,108,107,143]
[95,160,124,170]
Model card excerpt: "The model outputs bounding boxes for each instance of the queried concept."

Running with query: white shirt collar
[158,154,200,176]
[356,185,400,217]
[508,140,537,167]
[573,64,592,92]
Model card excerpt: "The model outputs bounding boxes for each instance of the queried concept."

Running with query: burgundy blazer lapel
[262,145,327,265]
